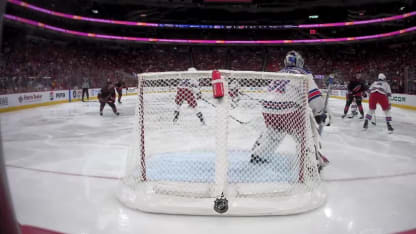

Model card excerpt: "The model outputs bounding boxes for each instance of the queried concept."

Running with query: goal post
[118,70,327,216]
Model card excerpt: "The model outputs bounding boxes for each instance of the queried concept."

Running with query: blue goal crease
[146,151,300,183]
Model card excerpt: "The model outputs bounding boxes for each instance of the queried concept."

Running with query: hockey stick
[318,76,333,135]
[371,115,377,125]
[200,98,251,125]
[240,92,263,103]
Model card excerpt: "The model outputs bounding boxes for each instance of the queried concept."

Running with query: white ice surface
[1,96,416,234]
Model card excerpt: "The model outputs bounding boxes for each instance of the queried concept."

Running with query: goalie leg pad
[250,129,282,162]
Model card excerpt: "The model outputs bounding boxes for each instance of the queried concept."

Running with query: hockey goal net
[119,70,326,216]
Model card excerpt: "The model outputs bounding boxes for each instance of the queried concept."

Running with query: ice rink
[1,95,416,234]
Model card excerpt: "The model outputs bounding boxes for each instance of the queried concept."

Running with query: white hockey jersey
[369,80,392,96]
[275,67,324,116]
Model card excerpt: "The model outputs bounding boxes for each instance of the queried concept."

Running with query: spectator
[81,75,90,102]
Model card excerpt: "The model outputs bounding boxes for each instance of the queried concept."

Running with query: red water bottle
[212,70,224,98]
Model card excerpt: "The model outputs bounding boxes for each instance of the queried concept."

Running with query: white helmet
[284,50,304,68]
[378,73,386,81]
[187,67,197,72]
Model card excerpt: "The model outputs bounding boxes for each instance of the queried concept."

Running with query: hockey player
[114,79,126,104]
[363,73,394,133]
[250,50,329,171]
[342,74,368,119]
[173,68,205,125]
[98,80,119,116]
[228,80,242,108]
[275,51,326,124]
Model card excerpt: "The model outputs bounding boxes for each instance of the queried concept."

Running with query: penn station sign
[390,95,406,103]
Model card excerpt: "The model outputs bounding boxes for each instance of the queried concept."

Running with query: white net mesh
[119,70,326,216]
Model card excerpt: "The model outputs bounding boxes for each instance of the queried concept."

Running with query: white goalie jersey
[262,79,302,115]
[278,67,324,117]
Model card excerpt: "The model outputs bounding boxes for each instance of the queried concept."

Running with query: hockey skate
[317,154,329,173]
[363,119,368,129]
[341,114,346,119]
[387,122,394,133]
[250,155,269,164]
[348,111,358,118]
[100,111,103,116]
[359,114,364,119]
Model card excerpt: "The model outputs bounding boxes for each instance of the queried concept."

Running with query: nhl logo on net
[213,193,229,214]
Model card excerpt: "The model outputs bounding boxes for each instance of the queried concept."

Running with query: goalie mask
[284,50,304,68]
